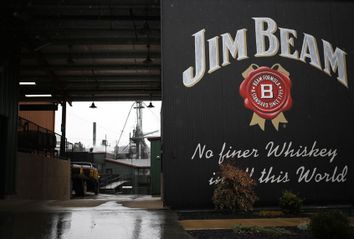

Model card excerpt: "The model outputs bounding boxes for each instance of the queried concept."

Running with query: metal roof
[105,158,150,168]
[3,0,160,102]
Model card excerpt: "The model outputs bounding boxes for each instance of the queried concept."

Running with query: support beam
[48,37,160,45]
[21,52,161,60]
[19,75,161,82]
[19,94,162,102]
[20,64,161,71]
[60,101,67,158]
[19,104,58,111]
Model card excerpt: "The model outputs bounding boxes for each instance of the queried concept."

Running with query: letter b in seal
[260,84,274,99]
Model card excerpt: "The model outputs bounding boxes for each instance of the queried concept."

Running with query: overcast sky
[55,101,161,152]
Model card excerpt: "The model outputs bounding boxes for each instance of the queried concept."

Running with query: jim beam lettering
[182,17,348,88]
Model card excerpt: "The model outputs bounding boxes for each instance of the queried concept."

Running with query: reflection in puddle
[0,209,165,239]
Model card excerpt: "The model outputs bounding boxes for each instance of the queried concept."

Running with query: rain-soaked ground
[0,194,193,239]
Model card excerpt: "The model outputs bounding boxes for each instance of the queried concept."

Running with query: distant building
[67,151,151,194]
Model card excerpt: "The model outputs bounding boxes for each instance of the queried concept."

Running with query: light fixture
[67,56,74,64]
[67,44,75,64]
[143,56,152,64]
[89,102,97,109]
[147,93,154,108]
[19,81,36,85]
[143,43,152,64]
[140,21,150,35]
[25,94,52,97]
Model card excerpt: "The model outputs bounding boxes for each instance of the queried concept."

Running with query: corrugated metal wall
[162,0,354,208]
[0,42,19,197]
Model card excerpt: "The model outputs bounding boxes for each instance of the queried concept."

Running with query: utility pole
[101,134,110,158]
[104,134,107,155]
[93,122,96,147]
[134,101,144,159]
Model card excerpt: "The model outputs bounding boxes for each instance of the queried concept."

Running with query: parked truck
[71,162,100,196]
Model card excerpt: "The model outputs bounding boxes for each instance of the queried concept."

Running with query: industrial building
[1,0,353,210]
[1,0,160,200]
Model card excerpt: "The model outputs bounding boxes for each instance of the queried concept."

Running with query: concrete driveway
[0,195,193,239]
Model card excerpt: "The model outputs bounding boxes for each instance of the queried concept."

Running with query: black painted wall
[162,0,354,208]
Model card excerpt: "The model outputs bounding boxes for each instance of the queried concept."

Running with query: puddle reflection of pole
[131,156,133,194]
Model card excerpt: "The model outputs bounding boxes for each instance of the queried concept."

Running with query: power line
[117,102,135,148]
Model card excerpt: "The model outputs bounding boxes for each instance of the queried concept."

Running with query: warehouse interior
[0,0,161,199]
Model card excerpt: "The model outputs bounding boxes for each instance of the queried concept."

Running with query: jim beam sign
[183,17,348,130]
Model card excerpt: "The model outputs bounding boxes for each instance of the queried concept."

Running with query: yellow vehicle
[71,162,100,196]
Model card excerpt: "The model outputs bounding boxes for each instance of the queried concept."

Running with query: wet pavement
[0,195,194,239]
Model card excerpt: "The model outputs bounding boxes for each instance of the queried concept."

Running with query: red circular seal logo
[240,66,292,120]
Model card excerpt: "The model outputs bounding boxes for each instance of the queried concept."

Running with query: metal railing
[99,174,121,187]
[17,116,73,159]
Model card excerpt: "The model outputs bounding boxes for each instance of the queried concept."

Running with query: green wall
[149,138,161,195]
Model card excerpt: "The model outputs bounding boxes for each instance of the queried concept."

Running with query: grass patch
[233,225,294,237]
[257,210,284,217]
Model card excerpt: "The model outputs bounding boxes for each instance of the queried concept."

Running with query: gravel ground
[188,228,312,239]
